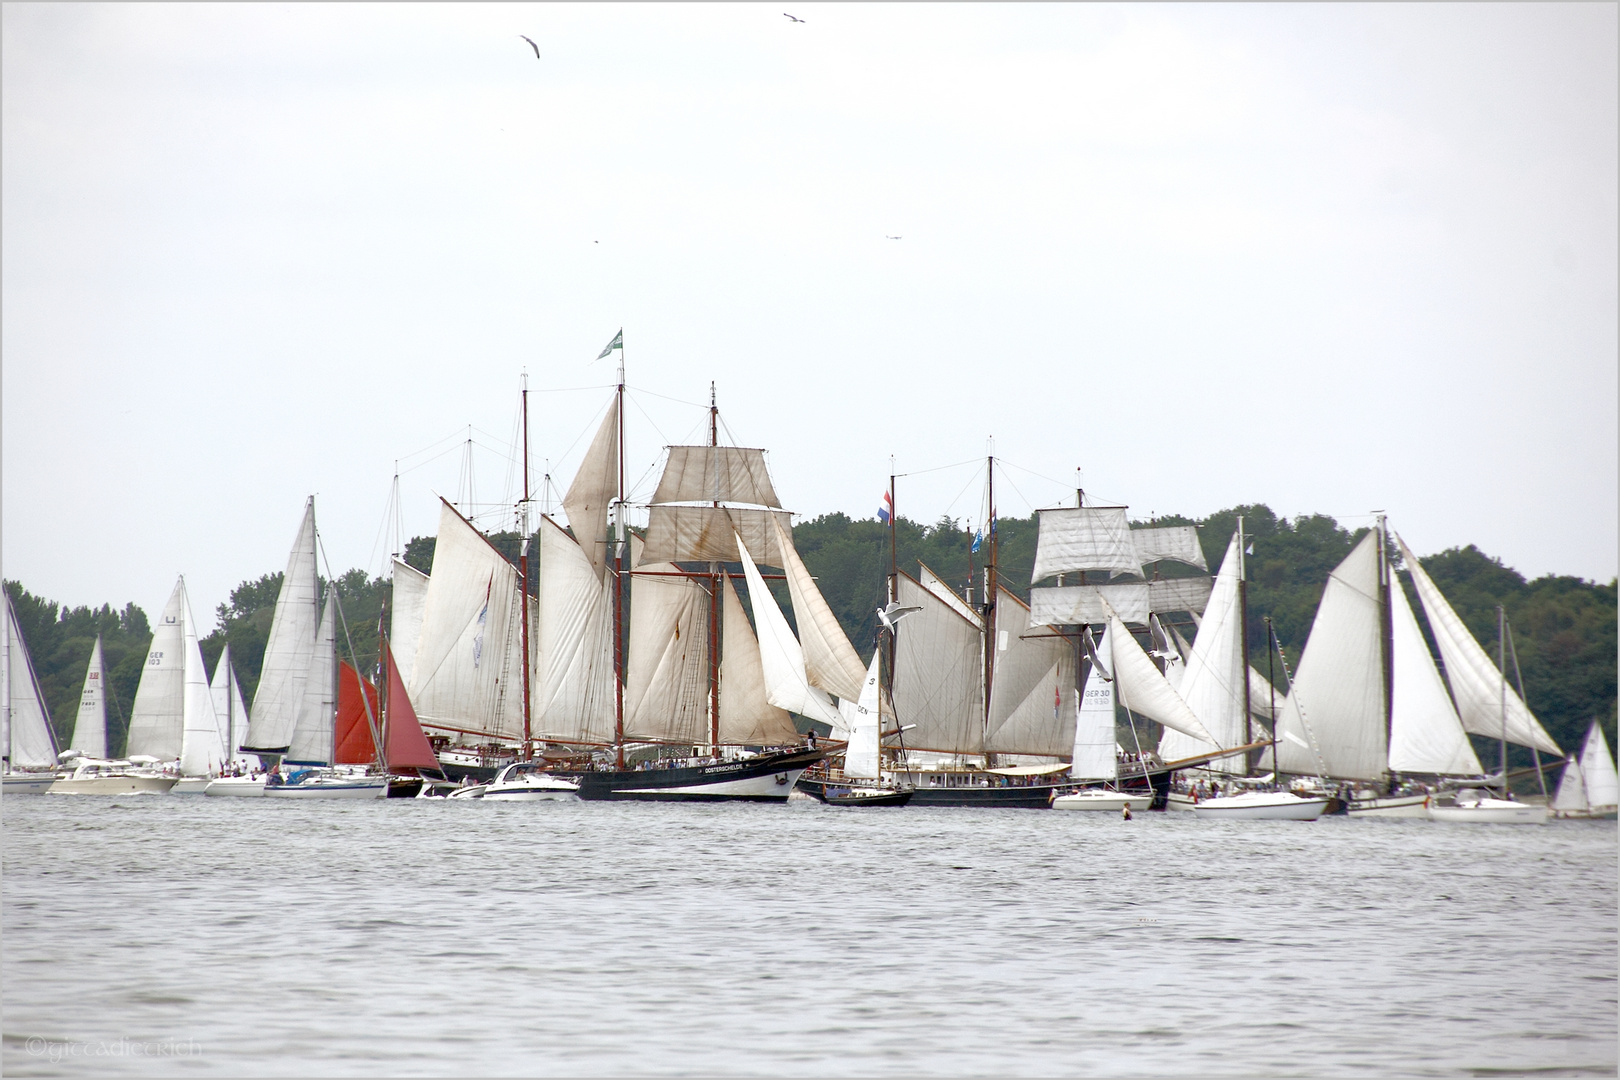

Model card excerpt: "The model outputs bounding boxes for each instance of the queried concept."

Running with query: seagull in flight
[783,12,805,22]
[519,34,540,59]
[885,235,902,240]
[876,602,921,630]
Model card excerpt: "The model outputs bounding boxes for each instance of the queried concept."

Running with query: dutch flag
[879,489,893,525]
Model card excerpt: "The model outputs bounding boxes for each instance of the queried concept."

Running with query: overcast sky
[4,2,1616,626]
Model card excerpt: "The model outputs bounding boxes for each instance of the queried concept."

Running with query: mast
[1266,617,1278,782]
[519,373,533,761]
[1376,514,1393,786]
[887,462,897,606]
[1506,621,1547,797]
[1238,516,1253,772]
[982,450,997,762]
[708,382,722,751]
[3,592,13,767]
[1498,605,1508,796]
[613,334,627,768]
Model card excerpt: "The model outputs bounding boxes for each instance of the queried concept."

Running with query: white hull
[1552,807,1619,820]
[1053,790,1153,812]
[480,786,578,801]
[49,775,177,795]
[612,766,808,800]
[1347,793,1431,819]
[1165,792,1196,812]
[171,777,215,795]
[204,776,267,797]
[265,777,388,800]
[1429,799,1548,824]
[3,774,60,794]
[1191,792,1328,821]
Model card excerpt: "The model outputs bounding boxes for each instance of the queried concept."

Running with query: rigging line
[995,469,1039,518]
[626,391,676,448]
[893,456,982,479]
[525,383,618,394]
[396,427,478,467]
[627,386,710,411]
[940,460,987,523]
[396,442,466,477]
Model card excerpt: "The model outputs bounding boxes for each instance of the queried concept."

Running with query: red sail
[384,639,442,773]
[334,661,380,765]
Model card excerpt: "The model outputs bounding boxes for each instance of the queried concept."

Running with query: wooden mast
[1376,513,1393,788]
[982,450,997,763]
[518,374,533,761]
[1497,606,1508,797]
[708,383,722,751]
[613,336,626,769]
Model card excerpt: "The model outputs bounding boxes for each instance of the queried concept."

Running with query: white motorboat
[1052,788,1153,812]
[3,772,61,794]
[204,775,267,797]
[415,778,463,799]
[475,762,579,801]
[1346,791,1433,819]
[48,758,177,795]
[1428,789,1548,824]
[1190,790,1328,821]
[264,768,387,800]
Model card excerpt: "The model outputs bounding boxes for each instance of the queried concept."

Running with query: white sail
[390,557,430,688]
[1131,525,1208,571]
[772,517,867,703]
[1273,533,1387,780]
[1551,750,1589,814]
[920,563,981,628]
[1031,507,1142,582]
[639,505,795,567]
[623,562,710,745]
[1250,666,1283,721]
[409,501,526,742]
[562,397,620,581]
[892,573,984,755]
[532,516,617,745]
[718,573,798,746]
[209,645,253,767]
[1070,626,1116,780]
[652,446,781,508]
[1107,608,1216,744]
[841,651,883,779]
[3,593,59,768]
[243,500,320,753]
[1557,721,1619,813]
[736,533,844,728]
[1029,578,1212,627]
[126,580,187,762]
[70,635,108,760]
[286,597,335,765]
[985,587,1075,758]
[179,582,225,777]
[1160,532,1246,772]
[1396,534,1561,755]
[1388,573,1483,776]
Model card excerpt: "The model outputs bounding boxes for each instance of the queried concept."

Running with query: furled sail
[1071,626,1116,779]
[985,587,1075,757]
[920,563,981,628]
[1031,507,1141,582]
[718,574,798,745]
[562,397,621,581]
[841,652,883,779]
[891,573,984,755]
[1029,578,1212,627]
[3,592,59,768]
[623,562,710,744]
[532,516,617,745]
[772,517,867,702]
[1396,534,1561,755]
[1159,532,1246,772]
[1388,572,1482,776]
[71,635,108,760]
[243,500,320,753]
[178,582,225,776]
[390,557,430,688]
[639,505,794,567]
[126,579,187,762]
[1274,533,1387,780]
[1131,525,1208,571]
[209,645,253,766]
[736,534,844,728]
[409,501,526,742]
[652,446,781,508]
[1106,609,1215,744]
[286,597,336,765]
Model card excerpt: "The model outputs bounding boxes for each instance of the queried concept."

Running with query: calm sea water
[3,795,1614,1078]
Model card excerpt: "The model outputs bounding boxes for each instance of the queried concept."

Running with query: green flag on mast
[596,329,623,360]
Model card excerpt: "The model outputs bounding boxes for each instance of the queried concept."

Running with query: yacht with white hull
[49,757,177,795]
[1428,788,1547,824]
[1190,789,1330,821]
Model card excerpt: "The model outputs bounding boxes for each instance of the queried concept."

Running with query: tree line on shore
[7,504,1614,768]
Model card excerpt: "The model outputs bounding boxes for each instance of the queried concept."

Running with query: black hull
[907,784,1060,808]
[386,777,424,799]
[437,759,503,784]
[576,748,826,802]
[825,789,914,807]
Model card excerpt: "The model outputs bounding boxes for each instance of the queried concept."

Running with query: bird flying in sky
[519,34,540,59]
[783,13,804,22]
[885,235,902,240]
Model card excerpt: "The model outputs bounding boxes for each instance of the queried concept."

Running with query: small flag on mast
[971,528,983,554]
[596,329,623,361]
[878,489,893,525]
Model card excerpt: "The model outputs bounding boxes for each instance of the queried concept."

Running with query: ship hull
[3,774,60,795]
[205,776,267,797]
[576,749,824,802]
[49,775,177,796]
[1347,793,1432,818]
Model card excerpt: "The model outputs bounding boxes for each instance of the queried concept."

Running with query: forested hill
[6,503,1614,763]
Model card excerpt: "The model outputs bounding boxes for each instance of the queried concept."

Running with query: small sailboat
[1550,722,1619,820]
[2,591,62,793]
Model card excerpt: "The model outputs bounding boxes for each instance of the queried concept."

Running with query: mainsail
[562,397,620,581]
[841,652,884,779]
[1552,722,1619,815]
[623,560,710,744]
[532,516,617,745]
[71,635,109,760]
[178,581,225,777]
[985,587,1075,758]
[891,573,984,755]
[1160,532,1246,772]
[1071,626,1116,779]
[209,645,253,768]
[242,500,320,753]
[1397,534,1561,755]
[389,557,430,688]
[334,661,380,765]
[3,592,59,769]
[126,580,187,762]
[286,597,336,765]
[919,563,981,628]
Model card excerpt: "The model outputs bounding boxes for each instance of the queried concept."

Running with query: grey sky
[4,2,1616,626]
